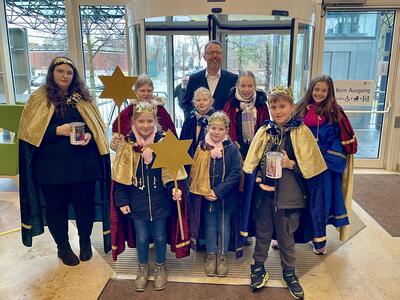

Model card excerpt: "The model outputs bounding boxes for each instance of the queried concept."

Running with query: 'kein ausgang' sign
[334,80,375,107]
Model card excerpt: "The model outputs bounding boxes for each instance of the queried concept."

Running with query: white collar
[205,68,221,78]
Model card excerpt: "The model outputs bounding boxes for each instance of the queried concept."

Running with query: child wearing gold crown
[243,87,327,299]
[111,102,190,292]
[188,111,242,277]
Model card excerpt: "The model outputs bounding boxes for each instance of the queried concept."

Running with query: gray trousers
[253,195,301,272]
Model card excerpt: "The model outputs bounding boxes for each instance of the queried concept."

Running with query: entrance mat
[98,278,294,300]
[91,210,365,285]
[353,174,400,237]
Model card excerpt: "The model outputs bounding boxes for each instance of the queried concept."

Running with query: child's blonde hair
[208,111,230,128]
[132,102,157,122]
[192,87,214,104]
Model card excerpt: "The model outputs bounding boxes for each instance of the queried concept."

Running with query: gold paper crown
[53,57,73,66]
[135,102,157,116]
[208,111,230,128]
[269,85,294,99]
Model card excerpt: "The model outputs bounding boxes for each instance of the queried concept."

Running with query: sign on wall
[334,80,375,107]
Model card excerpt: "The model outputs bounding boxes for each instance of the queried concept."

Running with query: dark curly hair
[44,56,92,117]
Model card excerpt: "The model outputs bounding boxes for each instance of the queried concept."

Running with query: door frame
[313,7,400,169]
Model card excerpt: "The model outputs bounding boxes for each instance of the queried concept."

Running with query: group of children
[111,72,357,299]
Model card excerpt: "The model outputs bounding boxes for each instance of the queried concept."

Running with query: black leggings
[41,182,95,247]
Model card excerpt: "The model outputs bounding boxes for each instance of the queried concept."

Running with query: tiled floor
[0,175,400,300]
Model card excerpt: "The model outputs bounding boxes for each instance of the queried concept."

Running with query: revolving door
[128,14,314,132]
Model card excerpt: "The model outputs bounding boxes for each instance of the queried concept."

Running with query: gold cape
[112,138,187,186]
[189,146,212,196]
[18,87,109,155]
[243,124,327,178]
[339,154,354,241]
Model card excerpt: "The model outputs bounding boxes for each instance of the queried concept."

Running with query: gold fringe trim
[341,136,356,145]
[176,240,190,248]
[21,223,32,229]
[327,213,348,220]
[103,230,111,235]
[240,231,248,237]
[327,150,347,159]
[313,236,327,243]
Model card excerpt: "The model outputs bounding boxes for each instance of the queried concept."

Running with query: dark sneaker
[282,271,304,299]
[250,264,269,291]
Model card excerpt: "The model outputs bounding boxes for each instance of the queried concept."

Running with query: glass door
[211,15,313,96]
[139,16,208,134]
[323,10,395,163]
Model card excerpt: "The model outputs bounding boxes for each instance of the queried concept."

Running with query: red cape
[112,103,177,136]
[223,96,270,143]
[338,107,358,154]
[110,180,190,260]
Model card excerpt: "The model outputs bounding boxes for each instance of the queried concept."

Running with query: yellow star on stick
[98,66,138,135]
[149,130,193,239]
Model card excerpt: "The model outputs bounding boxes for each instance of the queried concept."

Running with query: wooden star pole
[98,66,138,135]
[149,130,193,240]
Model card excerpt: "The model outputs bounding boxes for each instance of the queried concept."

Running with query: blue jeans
[133,218,167,264]
[204,205,231,254]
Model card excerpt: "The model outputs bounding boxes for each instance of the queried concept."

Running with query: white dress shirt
[205,69,221,96]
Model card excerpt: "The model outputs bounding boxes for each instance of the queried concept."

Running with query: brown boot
[205,252,217,276]
[134,264,149,292]
[154,263,168,291]
[217,253,228,277]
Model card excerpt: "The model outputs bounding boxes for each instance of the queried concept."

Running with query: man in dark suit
[181,40,238,119]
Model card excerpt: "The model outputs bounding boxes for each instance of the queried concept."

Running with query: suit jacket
[182,69,238,117]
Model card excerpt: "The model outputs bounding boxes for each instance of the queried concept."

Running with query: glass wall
[5,0,68,103]
[173,35,208,127]
[226,34,290,92]
[293,23,313,101]
[79,5,127,138]
[323,11,395,159]
[145,34,208,130]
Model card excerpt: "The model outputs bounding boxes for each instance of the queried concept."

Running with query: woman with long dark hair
[19,56,111,266]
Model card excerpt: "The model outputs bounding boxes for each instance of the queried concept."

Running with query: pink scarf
[131,126,157,164]
[205,132,228,159]
[303,103,327,127]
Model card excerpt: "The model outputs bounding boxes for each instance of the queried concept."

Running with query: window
[5,0,69,102]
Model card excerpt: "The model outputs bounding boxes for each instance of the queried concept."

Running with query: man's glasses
[206,51,223,56]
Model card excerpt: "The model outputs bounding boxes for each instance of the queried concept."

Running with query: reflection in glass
[146,35,168,98]
[294,24,313,101]
[226,34,290,92]
[323,11,395,159]
[173,35,208,129]
[5,0,69,102]
[79,5,127,139]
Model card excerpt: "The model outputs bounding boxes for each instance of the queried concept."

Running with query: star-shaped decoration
[149,129,193,240]
[98,66,138,108]
[149,130,193,177]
